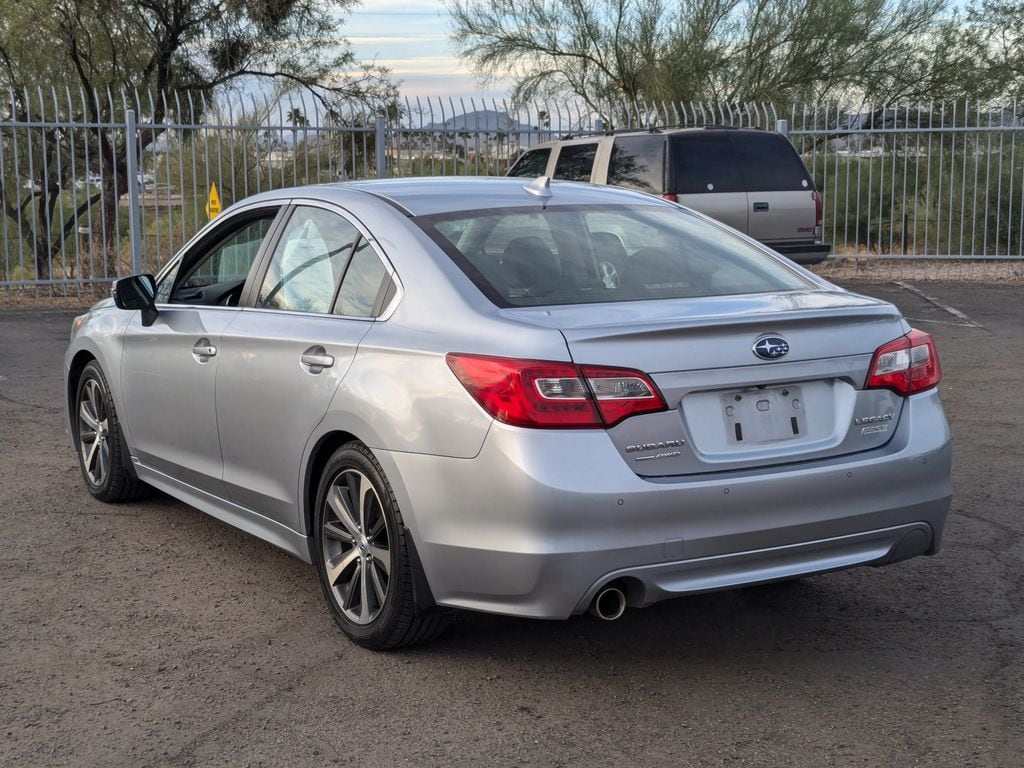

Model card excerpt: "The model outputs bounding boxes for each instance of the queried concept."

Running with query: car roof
[240,177,675,218]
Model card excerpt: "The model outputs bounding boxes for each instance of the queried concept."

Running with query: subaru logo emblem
[753,335,790,360]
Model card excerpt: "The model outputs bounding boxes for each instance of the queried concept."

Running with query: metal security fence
[2,89,1023,296]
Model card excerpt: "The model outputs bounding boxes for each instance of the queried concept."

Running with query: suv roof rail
[556,123,763,140]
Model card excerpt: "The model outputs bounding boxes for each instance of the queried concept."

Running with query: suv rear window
[419,205,810,307]
[608,136,665,194]
[553,144,598,182]
[508,148,551,177]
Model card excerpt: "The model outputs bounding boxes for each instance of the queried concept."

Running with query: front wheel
[313,443,449,649]
[74,361,148,502]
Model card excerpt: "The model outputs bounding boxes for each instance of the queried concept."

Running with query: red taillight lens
[865,329,942,396]
[445,353,667,429]
[812,190,823,239]
[662,193,679,203]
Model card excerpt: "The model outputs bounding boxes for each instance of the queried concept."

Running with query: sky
[343,1,514,99]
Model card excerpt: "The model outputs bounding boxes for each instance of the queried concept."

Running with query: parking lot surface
[1,281,1022,767]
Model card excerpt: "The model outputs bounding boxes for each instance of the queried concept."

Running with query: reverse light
[445,353,667,428]
[865,329,942,396]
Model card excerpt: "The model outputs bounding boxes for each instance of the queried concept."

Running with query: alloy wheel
[78,377,110,486]
[320,469,391,625]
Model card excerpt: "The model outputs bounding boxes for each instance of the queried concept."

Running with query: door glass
[507,148,551,177]
[170,215,276,305]
[334,239,389,317]
[608,136,665,193]
[257,207,360,313]
[553,144,598,182]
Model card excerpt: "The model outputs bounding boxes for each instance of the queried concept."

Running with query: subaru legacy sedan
[65,177,951,649]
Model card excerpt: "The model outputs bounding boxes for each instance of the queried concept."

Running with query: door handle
[300,346,335,373]
[192,338,217,362]
[752,201,769,211]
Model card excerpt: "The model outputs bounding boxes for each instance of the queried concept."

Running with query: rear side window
[421,205,811,307]
[553,144,598,182]
[670,133,744,194]
[729,132,812,191]
[257,207,359,313]
[508,148,551,177]
[608,136,665,194]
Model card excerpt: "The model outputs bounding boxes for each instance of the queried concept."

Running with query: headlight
[71,314,87,337]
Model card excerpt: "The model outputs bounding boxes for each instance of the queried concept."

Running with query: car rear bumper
[767,241,832,265]
[375,389,951,619]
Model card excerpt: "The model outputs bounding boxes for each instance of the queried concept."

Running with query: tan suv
[507,127,830,265]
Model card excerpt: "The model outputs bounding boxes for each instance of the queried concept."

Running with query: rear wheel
[74,361,148,502]
[313,442,449,649]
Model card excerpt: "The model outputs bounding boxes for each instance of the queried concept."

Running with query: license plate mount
[722,385,806,445]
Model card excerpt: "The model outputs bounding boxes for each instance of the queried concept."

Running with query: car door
[119,205,284,495]
[215,202,397,531]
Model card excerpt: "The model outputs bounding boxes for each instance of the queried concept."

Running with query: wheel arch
[66,350,98,434]
[302,429,437,611]
[302,429,360,543]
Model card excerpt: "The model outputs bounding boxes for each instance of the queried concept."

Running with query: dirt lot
[1,281,1021,767]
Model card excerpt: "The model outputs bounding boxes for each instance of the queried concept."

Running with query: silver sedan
[65,178,952,649]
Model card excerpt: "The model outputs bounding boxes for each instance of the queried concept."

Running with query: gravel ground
[1,281,1021,767]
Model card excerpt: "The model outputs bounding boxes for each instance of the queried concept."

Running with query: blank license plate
[721,385,806,445]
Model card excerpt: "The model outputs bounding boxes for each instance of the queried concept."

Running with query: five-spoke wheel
[73,361,147,502]
[321,469,392,625]
[313,443,449,649]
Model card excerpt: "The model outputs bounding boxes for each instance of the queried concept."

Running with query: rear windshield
[418,205,812,308]
[670,131,811,194]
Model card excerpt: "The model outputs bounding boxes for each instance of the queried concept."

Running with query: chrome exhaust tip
[588,585,627,621]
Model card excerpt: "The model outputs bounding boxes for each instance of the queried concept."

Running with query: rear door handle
[300,346,335,373]
[752,201,769,212]
[192,338,217,362]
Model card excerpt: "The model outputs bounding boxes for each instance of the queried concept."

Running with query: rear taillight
[812,190,823,240]
[445,353,667,429]
[662,193,679,203]
[865,329,942,396]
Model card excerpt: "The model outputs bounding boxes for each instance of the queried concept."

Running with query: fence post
[776,118,789,137]
[375,115,389,178]
[124,109,142,275]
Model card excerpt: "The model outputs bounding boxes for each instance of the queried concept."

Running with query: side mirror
[112,274,158,327]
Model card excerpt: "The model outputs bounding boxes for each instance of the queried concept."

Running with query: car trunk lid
[506,290,908,476]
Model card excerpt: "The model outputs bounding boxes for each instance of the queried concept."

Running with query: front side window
[507,148,551,177]
[423,205,812,307]
[167,214,277,305]
[257,207,359,313]
[553,143,598,182]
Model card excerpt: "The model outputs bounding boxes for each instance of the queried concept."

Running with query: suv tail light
[812,190,823,240]
[446,353,667,428]
[865,329,941,396]
[662,193,679,203]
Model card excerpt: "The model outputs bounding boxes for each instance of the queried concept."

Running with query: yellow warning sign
[205,182,222,220]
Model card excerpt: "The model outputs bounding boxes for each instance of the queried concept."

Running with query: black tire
[313,442,449,650]
[73,361,148,503]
